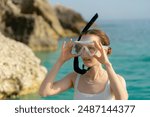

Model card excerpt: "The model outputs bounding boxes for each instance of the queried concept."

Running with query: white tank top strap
[74,74,80,90]
[105,80,110,90]
[106,80,110,86]
[104,80,111,96]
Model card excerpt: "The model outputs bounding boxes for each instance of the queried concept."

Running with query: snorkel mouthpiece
[73,13,98,74]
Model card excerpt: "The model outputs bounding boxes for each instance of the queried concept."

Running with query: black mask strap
[73,13,98,74]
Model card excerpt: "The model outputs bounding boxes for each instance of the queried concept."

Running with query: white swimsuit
[74,74,113,100]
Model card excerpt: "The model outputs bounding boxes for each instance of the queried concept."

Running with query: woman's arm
[94,41,128,100]
[39,60,76,97]
[39,39,77,97]
[105,63,128,100]
[39,58,72,97]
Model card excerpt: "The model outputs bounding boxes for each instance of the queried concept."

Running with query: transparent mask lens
[83,46,97,56]
[75,44,82,54]
[72,43,83,55]
[87,46,97,54]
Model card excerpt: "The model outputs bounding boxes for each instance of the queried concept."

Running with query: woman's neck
[84,63,104,80]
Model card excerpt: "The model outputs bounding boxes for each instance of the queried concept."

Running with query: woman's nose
[81,48,89,57]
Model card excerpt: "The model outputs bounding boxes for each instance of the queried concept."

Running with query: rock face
[54,4,86,37]
[0,32,47,99]
[0,0,86,99]
[0,0,86,51]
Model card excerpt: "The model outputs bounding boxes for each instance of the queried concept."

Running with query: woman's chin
[83,61,93,67]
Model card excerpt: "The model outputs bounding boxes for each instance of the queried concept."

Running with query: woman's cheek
[92,58,99,64]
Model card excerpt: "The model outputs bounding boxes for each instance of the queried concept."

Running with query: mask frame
[72,40,97,57]
[72,40,109,57]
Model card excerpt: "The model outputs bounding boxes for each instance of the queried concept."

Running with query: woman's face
[80,34,101,67]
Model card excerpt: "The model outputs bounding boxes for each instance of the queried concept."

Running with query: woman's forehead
[80,34,100,42]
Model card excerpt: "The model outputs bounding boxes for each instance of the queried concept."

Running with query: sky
[49,0,150,21]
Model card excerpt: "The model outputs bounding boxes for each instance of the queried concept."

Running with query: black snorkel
[73,13,98,74]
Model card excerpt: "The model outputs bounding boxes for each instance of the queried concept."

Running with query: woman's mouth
[83,58,91,63]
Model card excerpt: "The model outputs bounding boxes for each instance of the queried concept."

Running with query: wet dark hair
[82,29,112,55]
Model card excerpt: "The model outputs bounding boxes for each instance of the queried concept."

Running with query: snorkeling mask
[73,13,99,74]
[72,40,109,57]
[72,40,97,57]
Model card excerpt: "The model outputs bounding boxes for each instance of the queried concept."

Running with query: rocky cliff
[0,0,86,51]
[0,32,47,99]
[0,0,86,99]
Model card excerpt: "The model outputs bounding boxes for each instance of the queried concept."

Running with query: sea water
[21,19,150,100]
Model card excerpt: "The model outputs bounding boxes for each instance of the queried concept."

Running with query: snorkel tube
[73,13,98,74]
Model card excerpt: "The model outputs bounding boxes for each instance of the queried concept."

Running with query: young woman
[39,29,128,100]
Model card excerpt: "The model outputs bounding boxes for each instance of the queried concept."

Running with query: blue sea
[20,19,150,100]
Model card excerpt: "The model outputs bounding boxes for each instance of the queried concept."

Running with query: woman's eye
[75,45,82,53]
[88,47,96,54]
[88,47,95,51]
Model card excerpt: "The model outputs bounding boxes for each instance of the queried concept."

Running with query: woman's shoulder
[65,71,78,81]
[117,74,127,88]
[71,71,78,80]
[68,71,78,77]
[67,72,78,86]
